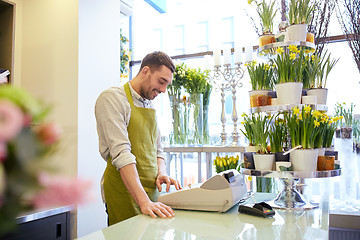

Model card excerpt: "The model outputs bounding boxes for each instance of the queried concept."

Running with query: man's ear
[141,66,150,76]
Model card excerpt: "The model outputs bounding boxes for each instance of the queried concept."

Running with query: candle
[204,54,212,70]
[234,46,243,64]
[213,49,222,67]
[245,46,253,63]
[223,47,232,65]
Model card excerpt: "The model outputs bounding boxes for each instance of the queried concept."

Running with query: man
[95,51,182,225]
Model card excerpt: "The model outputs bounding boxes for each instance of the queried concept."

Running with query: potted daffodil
[284,105,320,171]
[246,61,275,107]
[248,0,277,47]
[251,112,275,171]
[271,45,306,105]
[286,0,315,42]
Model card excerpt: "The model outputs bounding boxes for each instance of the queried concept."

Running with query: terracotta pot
[317,156,334,171]
[243,152,255,169]
[259,34,275,47]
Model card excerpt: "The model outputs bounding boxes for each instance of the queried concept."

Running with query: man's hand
[140,200,175,219]
[156,174,182,192]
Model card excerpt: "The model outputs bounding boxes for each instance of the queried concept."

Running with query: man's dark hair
[139,51,175,73]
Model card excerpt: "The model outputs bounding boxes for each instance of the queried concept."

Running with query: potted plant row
[240,105,342,171]
[248,0,315,47]
[246,45,338,108]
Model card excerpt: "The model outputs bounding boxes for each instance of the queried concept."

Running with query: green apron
[103,82,159,225]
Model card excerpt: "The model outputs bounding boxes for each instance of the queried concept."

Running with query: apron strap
[124,82,135,108]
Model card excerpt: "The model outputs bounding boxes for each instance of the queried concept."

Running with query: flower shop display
[213,155,239,174]
[246,61,275,107]
[248,0,277,47]
[0,85,90,237]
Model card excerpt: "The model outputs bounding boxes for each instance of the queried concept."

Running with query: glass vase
[169,95,185,145]
[203,104,210,145]
[188,93,203,146]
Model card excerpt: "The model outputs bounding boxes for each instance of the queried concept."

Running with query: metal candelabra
[212,62,244,146]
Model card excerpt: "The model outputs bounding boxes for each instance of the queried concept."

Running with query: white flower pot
[290,149,318,171]
[317,148,325,156]
[301,95,317,105]
[306,88,328,105]
[275,82,303,105]
[245,145,258,153]
[286,24,307,42]
[254,153,275,171]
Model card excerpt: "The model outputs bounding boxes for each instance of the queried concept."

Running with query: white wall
[78,0,121,237]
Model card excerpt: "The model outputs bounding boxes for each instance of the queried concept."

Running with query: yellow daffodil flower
[313,110,322,118]
[276,47,284,54]
[290,53,297,60]
[314,120,320,127]
[293,107,300,115]
[288,45,298,53]
[304,105,312,113]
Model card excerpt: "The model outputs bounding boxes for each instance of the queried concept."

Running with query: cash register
[158,169,247,212]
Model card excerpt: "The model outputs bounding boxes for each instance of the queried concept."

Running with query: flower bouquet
[213,155,239,174]
[168,63,188,145]
[0,85,90,237]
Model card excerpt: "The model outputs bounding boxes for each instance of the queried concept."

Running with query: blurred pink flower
[31,173,92,209]
[0,100,24,142]
[23,114,32,127]
[36,122,62,146]
[0,142,7,163]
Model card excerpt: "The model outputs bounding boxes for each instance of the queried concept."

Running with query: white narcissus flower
[0,100,24,142]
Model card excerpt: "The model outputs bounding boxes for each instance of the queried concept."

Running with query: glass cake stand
[240,168,341,211]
